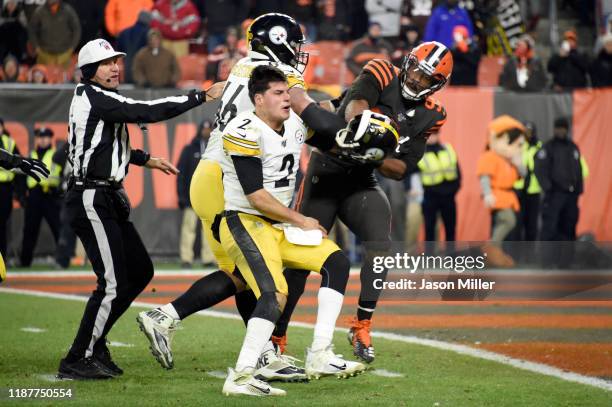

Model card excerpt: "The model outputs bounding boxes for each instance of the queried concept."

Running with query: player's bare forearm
[378,158,407,180]
[247,189,326,235]
[345,99,369,122]
[205,81,226,101]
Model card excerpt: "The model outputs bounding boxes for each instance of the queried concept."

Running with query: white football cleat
[136,308,181,369]
[254,344,308,382]
[305,345,366,379]
[222,368,286,397]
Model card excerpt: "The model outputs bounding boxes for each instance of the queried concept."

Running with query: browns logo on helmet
[399,41,453,101]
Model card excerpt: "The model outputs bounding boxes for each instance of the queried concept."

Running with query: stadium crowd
[0,0,610,89]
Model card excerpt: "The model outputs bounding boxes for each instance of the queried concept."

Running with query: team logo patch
[269,26,288,45]
[98,40,112,50]
[295,130,305,143]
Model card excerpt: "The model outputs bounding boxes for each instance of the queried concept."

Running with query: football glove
[11,155,50,182]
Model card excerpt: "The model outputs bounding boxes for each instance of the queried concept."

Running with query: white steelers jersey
[203,52,305,163]
[220,110,308,216]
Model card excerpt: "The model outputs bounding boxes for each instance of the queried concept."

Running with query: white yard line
[1,287,610,392]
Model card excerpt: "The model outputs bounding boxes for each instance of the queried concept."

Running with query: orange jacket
[105,0,153,37]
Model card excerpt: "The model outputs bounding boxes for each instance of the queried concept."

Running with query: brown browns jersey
[336,58,447,171]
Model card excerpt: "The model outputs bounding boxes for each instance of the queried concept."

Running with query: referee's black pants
[64,187,153,360]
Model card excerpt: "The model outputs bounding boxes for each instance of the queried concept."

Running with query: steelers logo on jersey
[295,130,305,144]
[269,26,288,45]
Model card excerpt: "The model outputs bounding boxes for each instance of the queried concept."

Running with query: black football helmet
[247,13,309,73]
[335,110,399,163]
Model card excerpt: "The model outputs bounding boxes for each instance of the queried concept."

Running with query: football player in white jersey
[137,13,348,381]
[219,65,377,396]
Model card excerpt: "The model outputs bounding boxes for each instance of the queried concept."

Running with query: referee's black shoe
[95,345,123,376]
[57,357,115,380]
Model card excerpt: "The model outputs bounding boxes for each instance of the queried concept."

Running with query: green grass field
[1,292,610,407]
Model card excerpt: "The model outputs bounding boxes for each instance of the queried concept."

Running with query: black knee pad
[251,292,282,323]
[320,250,350,294]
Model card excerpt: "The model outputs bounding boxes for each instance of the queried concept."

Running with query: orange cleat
[347,317,375,363]
[271,335,287,354]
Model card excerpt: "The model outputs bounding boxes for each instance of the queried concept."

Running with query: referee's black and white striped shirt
[67,79,204,182]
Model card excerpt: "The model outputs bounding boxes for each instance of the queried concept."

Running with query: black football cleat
[57,357,115,380]
[95,346,123,376]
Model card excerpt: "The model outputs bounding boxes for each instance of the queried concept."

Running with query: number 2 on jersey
[275,154,295,188]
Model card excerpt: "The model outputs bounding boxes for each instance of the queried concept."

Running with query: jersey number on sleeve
[274,154,295,188]
[215,83,244,132]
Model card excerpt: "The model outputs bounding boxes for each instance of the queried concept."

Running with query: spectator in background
[401,0,435,37]
[132,28,181,88]
[284,0,318,41]
[0,117,21,259]
[449,25,480,86]
[590,33,612,88]
[151,0,201,58]
[366,0,403,41]
[547,30,589,91]
[499,35,547,92]
[27,64,48,84]
[424,0,473,48]
[593,14,612,54]
[207,27,245,81]
[1,54,21,82]
[346,22,393,76]
[203,0,248,53]
[117,11,152,84]
[64,0,105,49]
[236,18,252,56]
[22,0,45,21]
[28,0,80,68]
[391,23,421,66]
[177,120,215,269]
[404,172,423,252]
[417,131,461,253]
[105,0,153,38]
[0,0,28,62]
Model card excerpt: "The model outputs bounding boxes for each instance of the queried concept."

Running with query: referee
[58,39,210,380]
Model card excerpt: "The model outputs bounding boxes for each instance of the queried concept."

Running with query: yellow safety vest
[514,142,542,194]
[580,156,589,179]
[27,149,61,192]
[417,143,458,186]
[0,134,16,183]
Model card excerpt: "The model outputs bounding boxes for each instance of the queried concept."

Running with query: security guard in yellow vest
[416,132,461,250]
[0,118,20,259]
[510,121,542,241]
[19,127,62,267]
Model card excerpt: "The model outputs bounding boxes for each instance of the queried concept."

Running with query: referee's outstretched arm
[84,86,206,124]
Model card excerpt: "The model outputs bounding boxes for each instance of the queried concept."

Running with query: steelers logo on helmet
[335,110,399,163]
[269,26,288,45]
[295,129,305,143]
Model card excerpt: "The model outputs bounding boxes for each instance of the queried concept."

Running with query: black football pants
[0,183,12,257]
[20,187,60,266]
[64,187,153,360]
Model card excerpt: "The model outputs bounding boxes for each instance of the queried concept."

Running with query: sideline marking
[21,326,47,333]
[1,287,610,392]
[371,369,405,378]
[109,341,134,348]
[206,370,227,379]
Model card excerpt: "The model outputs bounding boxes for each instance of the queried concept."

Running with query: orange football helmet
[399,41,453,101]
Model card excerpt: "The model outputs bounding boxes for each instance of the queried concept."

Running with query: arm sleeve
[232,156,263,195]
[301,103,346,150]
[345,70,383,108]
[129,149,150,166]
[86,86,203,123]
[395,136,426,171]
